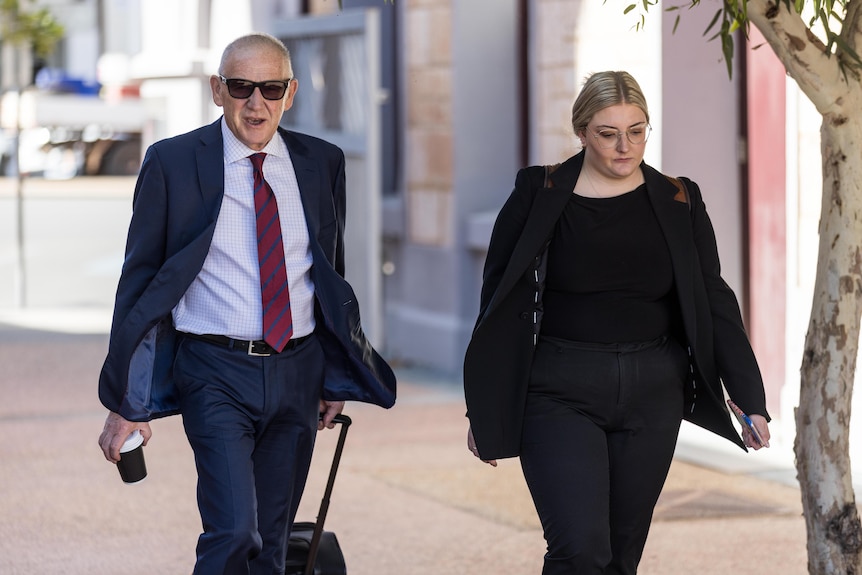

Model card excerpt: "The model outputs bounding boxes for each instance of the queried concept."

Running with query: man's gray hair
[219,33,292,77]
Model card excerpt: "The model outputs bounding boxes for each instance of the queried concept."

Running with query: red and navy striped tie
[250,153,293,352]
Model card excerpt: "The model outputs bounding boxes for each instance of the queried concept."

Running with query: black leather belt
[181,332,311,356]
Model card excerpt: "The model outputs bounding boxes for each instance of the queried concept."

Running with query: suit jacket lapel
[482,156,581,323]
[195,120,226,224]
[281,129,321,238]
[643,164,698,340]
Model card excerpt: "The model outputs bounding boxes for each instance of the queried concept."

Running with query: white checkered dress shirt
[172,119,315,340]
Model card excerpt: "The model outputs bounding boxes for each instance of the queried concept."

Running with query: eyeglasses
[218,75,292,100]
[588,123,652,149]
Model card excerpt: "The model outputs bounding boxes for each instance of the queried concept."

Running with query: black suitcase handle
[305,413,352,575]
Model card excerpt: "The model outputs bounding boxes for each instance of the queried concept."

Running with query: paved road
[0,313,808,574]
[0,177,134,309]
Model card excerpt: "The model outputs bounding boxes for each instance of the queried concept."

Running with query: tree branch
[747,0,849,114]
[843,0,862,58]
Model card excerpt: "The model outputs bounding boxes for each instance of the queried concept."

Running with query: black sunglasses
[218,75,292,100]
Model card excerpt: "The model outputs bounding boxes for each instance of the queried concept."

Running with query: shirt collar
[221,117,289,164]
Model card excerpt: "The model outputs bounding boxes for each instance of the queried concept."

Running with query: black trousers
[520,335,687,575]
[174,333,324,575]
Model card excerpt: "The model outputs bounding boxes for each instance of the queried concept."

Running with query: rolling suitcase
[284,413,351,575]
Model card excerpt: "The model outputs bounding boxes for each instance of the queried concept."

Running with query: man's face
[210,45,297,151]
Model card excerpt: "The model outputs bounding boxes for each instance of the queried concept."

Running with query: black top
[542,184,677,343]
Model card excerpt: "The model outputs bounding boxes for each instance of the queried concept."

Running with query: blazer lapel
[281,129,321,238]
[195,120,226,224]
[481,156,581,323]
[643,164,698,340]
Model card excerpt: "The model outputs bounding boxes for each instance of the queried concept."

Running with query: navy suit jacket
[99,119,396,422]
[464,152,768,460]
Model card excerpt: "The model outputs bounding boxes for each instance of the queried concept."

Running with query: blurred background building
[0,0,836,456]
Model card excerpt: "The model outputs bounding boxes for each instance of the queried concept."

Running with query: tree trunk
[796,115,862,573]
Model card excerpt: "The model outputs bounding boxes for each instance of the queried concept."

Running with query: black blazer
[463,152,768,460]
[98,119,396,422]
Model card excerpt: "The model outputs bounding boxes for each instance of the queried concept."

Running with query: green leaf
[722,31,734,78]
[833,34,862,68]
[703,8,722,36]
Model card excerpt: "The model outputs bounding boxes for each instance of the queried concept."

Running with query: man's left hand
[319,400,344,430]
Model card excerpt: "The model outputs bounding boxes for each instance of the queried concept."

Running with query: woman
[463,71,771,574]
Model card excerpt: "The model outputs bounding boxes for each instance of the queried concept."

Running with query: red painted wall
[746,27,786,416]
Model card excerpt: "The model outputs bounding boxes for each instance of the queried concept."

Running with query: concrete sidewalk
[0,311,808,574]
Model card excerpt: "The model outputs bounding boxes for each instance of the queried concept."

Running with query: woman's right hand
[467,426,497,467]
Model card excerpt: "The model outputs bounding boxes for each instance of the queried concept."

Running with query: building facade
[15,0,845,453]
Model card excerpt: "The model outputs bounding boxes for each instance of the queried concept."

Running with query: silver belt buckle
[247,341,272,357]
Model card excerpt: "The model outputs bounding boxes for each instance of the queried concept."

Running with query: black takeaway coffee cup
[117,430,147,484]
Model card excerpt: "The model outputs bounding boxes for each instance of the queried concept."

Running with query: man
[97,33,396,574]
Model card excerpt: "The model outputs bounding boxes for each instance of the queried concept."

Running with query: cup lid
[120,429,144,453]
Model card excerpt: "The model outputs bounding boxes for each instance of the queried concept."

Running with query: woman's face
[579,103,649,180]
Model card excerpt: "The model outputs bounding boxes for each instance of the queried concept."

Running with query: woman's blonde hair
[571,71,649,135]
